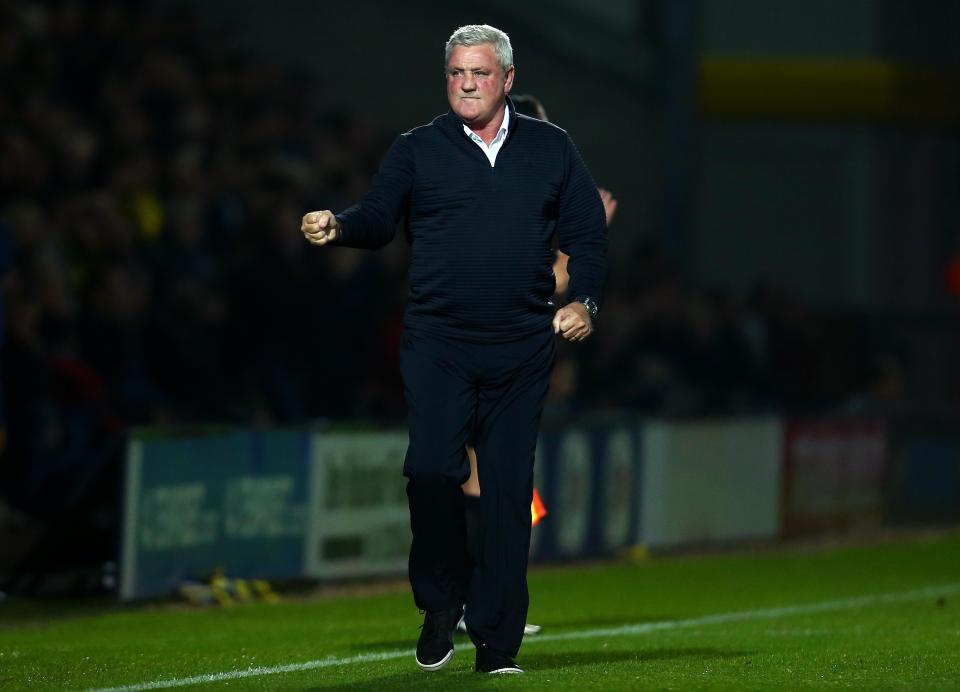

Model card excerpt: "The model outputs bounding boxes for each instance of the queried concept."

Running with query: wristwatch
[573,296,599,318]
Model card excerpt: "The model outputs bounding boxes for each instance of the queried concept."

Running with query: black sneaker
[475,644,524,674]
[415,605,463,671]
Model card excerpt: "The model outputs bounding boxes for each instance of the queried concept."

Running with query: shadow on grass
[306,647,754,690]
[0,597,125,630]
[523,647,754,672]
[348,614,682,652]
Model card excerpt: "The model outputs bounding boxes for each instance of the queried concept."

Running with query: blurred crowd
[0,0,408,517]
[572,246,903,419]
[0,0,900,520]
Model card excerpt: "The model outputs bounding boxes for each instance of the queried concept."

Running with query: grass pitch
[1,532,958,690]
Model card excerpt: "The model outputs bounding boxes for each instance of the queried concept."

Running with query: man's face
[446,43,514,127]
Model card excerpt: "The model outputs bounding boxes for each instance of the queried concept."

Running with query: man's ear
[504,66,515,93]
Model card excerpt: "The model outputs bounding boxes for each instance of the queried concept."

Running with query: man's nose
[461,74,477,91]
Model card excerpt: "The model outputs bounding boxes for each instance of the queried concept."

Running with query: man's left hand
[553,302,593,342]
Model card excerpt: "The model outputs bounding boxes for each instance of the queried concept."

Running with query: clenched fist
[301,210,340,246]
[552,301,593,342]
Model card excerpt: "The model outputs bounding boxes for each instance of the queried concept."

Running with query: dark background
[0,0,958,587]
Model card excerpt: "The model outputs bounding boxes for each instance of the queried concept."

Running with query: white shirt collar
[463,104,510,167]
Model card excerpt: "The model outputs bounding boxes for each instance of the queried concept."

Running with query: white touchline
[84,582,960,692]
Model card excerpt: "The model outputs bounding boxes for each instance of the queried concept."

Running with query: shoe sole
[415,648,453,671]
[458,620,541,636]
[487,667,524,674]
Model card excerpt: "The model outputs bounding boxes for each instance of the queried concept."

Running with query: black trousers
[400,326,555,657]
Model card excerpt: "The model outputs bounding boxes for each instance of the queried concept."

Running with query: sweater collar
[438,95,520,146]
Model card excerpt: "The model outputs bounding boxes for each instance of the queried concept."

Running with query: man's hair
[445,24,513,72]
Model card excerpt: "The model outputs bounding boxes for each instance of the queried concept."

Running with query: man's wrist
[571,295,599,318]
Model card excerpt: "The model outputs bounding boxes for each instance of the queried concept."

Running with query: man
[301,24,607,674]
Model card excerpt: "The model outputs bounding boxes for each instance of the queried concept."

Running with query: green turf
[1,533,958,690]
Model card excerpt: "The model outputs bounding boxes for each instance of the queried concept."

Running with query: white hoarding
[640,419,781,548]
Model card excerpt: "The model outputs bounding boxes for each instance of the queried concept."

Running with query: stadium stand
[0,0,904,594]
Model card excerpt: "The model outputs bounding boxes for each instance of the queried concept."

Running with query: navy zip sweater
[336,99,608,342]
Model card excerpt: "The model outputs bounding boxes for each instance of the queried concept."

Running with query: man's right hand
[301,210,341,246]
